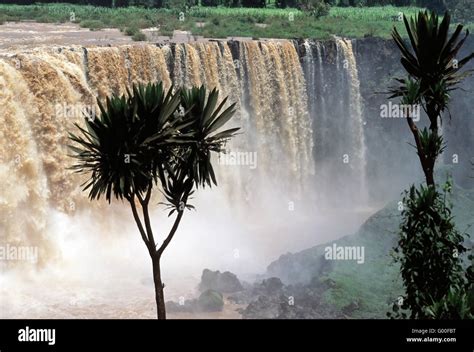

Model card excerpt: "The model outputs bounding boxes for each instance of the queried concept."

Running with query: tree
[388,11,474,319]
[417,0,448,13]
[69,83,238,319]
[390,181,470,319]
[390,10,474,187]
[298,0,330,17]
[275,0,298,8]
[241,0,266,8]
[201,0,221,6]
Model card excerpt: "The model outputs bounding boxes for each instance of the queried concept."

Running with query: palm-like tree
[69,82,238,319]
[390,10,474,186]
[388,10,474,319]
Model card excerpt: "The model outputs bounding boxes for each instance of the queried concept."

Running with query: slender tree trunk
[152,255,166,319]
[128,187,190,320]
[424,168,435,187]
[406,116,435,187]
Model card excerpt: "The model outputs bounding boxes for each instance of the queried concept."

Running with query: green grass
[0,4,471,40]
[132,31,147,41]
[79,19,105,31]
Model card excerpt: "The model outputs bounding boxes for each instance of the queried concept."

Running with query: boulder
[197,289,224,312]
[199,269,243,293]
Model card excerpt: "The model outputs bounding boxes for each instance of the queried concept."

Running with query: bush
[79,20,106,30]
[450,0,474,23]
[222,0,241,6]
[417,0,447,13]
[298,0,330,17]
[197,289,224,312]
[389,181,470,319]
[125,26,138,35]
[276,0,298,8]
[241,0,266,8]
[132,30,147,41]
[424,288,474,319]
[201,0,221,6]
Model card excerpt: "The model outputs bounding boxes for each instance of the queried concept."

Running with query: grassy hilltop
[0,4,445,39]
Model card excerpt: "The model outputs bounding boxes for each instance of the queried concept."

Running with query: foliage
[389,10,474,190]
[0,3,438,39]
[132,29,147,40]
[450,0,474,23]
[416,0,447,13]
[298,0,330,17]
[275,0,298,8]
[240,0,267,8]
[69,83,181,202]
[79,19,106,30]
[201,0,221,6]
[390,10,474,130]
[69,82,238,319]
[69,82,238,202]
[424,287,474,319]
[388,181,469,319]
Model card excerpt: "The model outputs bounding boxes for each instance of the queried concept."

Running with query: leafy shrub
[450,0,474,23]
[298,0,330,17]
[80,19,106,30]
[424,288,473,319]
[388,181,470,319]
[201,0,220,5]
[416,0,447,13]
[276,0,299,8]
[125,26,138,35]
[241,0,267,8]
[132,30,147,40]
[197,290,224,312]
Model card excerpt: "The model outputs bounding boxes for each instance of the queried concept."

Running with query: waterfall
[0,38,373,271]
[238,41,314,197]
[335,38,368,205]
[301,38,368,208]
[0,41,315,264]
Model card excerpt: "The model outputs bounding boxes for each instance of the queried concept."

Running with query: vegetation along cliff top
[0,1,473,41]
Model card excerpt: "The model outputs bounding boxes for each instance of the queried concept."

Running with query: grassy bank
[0,4,470,39]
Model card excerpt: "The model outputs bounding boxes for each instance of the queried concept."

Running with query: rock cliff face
[265,184,474,318]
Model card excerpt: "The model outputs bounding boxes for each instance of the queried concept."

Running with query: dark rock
[199,269,243,293]
[166,299,195,313]
[258,277,284,294]
[166,289,225,313]
[197,289,224,312]
[342,300,361,315]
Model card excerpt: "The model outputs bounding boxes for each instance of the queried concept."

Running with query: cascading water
[301,38,368,209]
[0,41,315,268]
[0,39,371,318]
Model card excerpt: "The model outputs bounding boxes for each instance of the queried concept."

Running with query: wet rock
[166,289,224,313]
[197,289,224,312]
[166,298,195,313]
[199,269,243,293]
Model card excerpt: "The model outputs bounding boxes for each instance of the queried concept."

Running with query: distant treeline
[0,0,458,12]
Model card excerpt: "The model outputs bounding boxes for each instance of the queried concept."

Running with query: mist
[1,32,472,319]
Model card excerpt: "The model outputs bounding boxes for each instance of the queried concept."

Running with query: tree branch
[157,209,184,258]
[156,189,191,258]
[406,116,434,186]
[142,185,157,253]
[126,194,151,250]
